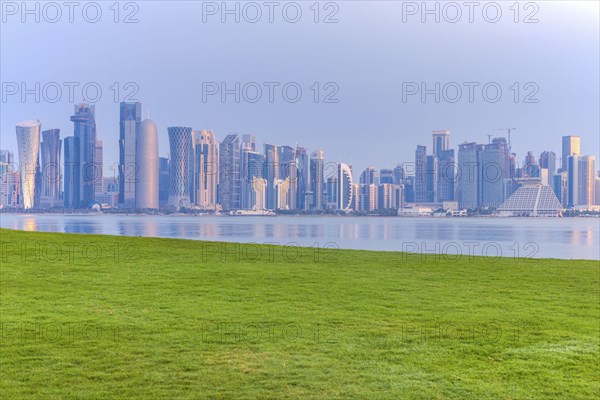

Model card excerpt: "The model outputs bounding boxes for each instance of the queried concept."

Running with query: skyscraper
[219,134,241,211]
[431,130,454,202]
[379,169,394,184]
[63,136,80,208]
[480,137,510,208]
[539,151,556,176]
[561,135,580,172]
[241,134,256,151]
[425,154,438,202]
[168,126,193,210]
[70,103,97,207]
[359,166,378,210]
[393,164,405,185]
[0,150,14,164]
[279,145,297,209]
[159,157,170,206]
[437,149,455,202]
[522,151,539,178]
[415,145,427,203]
[310,149,324,210]
[119,102,141,208]
[567,155,579,207]
[251,177,267,210]
[552,172,568,207]
[94,139,103,196]
[192,130,219,210]
[135,119,159,209]
[295,146,309,210]
[16,120,41,209]
[432,130,450,157]
[274,178,290,209]
[457,142,481,209]
[578,155,596,209]
[241,149,264,209]
[40,129,61,206]
[264,143,279,210]
[337,163,353,211]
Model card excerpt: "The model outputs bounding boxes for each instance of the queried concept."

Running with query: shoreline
[1,211,599,218]
[1,227,597,262]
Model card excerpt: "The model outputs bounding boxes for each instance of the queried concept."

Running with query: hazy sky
[1,1,598,176]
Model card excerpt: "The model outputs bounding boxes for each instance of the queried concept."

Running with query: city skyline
[2,102,598,213]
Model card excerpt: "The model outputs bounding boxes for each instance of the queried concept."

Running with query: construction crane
[494,128,517,152]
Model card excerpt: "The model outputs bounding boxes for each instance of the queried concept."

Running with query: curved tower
[16,120,41,209]
[135,119,159,209]
[337,163,353,211]
[168,126,192,210]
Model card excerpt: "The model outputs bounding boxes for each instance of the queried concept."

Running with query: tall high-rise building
[0,169,19,208]
[522,151,539,178]
[159,157,170,206]
[279,145,297,209]
[219,134,241,211]
[426,155,438,202]
[379,169,394,184]
[415,145,427,203]
[567,155,579,207]
[168,126,192,210]
[351,183,360,211]
[15,120,41,209]
[552,172,568,207]
[295,146,309,210]
[274,178,290,209]
[337,163,353,211]
[70,103,97,207]
[191,130,219,209]
[432,130,450,157]
[241,149,264,209]
[437,149,455,202]
[378,183,395,210]
[119,102,141,208]
[310,149,324,210]
[251,177,267,210]
[595,175,600,206]
[94,139,103,196]
[393,164,405,185]
[457,142,481,209]
[135,119,159,209]
[360,167,378,186]
[578,155,596,209]
[264,143,279,210]
[278,145,295,179]
[0,150,14,164]
[40,129,61,206]
[359,167,378,210]
[241,134,256,151]
[480,137,510,208]
[539,151,556,176]
[561,135,581,172]
[63,136,79,208]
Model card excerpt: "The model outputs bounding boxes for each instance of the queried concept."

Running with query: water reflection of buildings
[22,217,37,232]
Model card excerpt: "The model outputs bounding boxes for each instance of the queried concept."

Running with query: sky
[1,0,599,177]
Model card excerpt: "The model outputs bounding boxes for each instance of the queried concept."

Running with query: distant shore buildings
[2,104,599,215]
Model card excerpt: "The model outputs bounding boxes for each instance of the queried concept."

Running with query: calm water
[1,214,598,260]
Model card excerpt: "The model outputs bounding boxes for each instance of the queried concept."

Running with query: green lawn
[0,228,598,399]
